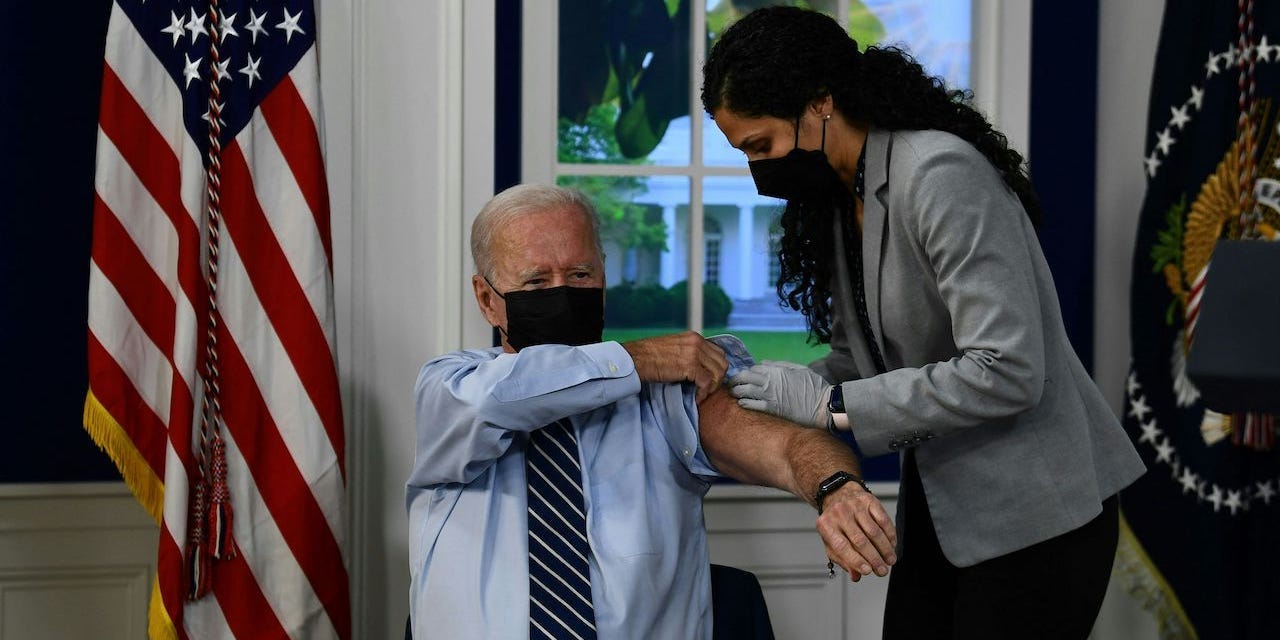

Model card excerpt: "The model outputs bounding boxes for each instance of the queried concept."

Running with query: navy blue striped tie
[526,419,596,639]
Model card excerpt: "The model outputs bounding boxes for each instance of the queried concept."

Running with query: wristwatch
[827,384,850,432]
[814,470,869,514]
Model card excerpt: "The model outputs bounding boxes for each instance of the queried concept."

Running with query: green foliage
[706,1,886,52]
[560,0,887,158]
[557,1,885,255]
[846,2,888,51]
[668,280,734,327]
[728,329,831,364]
[559,103,636,163]
[558,104,668,252]
[1148,194,1188,326]
[604,280,735,327]
[604,327,832,365]
[605,282,672,326]
[555,175,668,253]
[558,0,689,159]
[1150,194,1187,274]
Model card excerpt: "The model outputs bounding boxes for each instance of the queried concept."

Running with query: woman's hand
[729,361,832,429]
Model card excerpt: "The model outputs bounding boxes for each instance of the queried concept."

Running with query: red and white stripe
[1184,264,1208,347]
[87,3,348,638]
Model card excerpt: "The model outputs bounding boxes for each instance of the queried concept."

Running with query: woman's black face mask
[485,279,605,352]
[747,115,844,202]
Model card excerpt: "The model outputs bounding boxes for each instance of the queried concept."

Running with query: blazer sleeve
[809,312,863,384]
[842,136,1046,456]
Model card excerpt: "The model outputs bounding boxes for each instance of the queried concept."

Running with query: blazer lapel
[832,210,878,377]
[860,129,891,367]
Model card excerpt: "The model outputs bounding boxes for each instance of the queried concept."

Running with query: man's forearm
[784,428,863,509]
[699,385,896,579]
[698,386,861,506]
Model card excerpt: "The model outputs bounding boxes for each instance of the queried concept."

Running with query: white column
[661,204,678,288]
[737,204,754,300]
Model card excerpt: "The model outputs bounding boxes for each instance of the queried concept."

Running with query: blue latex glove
[729,360,831,429]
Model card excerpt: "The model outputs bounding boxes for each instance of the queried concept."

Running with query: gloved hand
[729,360,831,429]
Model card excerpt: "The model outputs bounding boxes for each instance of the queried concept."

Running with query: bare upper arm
[696,385,796,491]
[697,384,864,507]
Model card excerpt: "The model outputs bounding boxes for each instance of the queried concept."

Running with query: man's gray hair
[471,184,604,280]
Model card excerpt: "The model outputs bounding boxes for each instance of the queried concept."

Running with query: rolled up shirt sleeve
[648,334,757,480]
[410,341,640,486]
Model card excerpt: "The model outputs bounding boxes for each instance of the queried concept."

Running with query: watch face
[821,471,850,493]
[828,385,845,413]
[816,471,854,513]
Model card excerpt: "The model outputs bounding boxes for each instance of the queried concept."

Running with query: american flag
[83,1,349,638]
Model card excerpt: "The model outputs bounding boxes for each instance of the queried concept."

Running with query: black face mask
[486,279,605,352]
[748,116,846,202]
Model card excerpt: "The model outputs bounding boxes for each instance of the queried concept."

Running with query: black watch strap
[827,383,845,414]
[814,470,869,514]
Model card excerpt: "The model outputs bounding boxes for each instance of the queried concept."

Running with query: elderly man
[407,184,895,639]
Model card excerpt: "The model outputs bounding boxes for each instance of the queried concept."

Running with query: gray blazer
[811,128,1145,567]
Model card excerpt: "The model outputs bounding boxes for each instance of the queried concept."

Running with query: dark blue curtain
[1030,0,1101,371]
[0,1,117,482]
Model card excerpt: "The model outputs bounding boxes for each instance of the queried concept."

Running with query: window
[768,225,782,289]
[523,0,995,361]
[704,217,722,285]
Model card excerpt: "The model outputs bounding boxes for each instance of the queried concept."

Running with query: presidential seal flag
[1120,1,1280,638]
[82,1,349,638]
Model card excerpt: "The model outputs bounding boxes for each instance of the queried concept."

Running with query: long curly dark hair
[702,6,1041,343]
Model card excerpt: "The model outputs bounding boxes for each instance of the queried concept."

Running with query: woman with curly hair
[706,6,1145,639]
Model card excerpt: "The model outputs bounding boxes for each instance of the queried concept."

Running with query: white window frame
[519,0,1030,332]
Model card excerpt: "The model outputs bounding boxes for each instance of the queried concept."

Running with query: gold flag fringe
[149,578,179,640]
[81,390,165,524]
[85,391,179,639]
[1115,510,1198,639]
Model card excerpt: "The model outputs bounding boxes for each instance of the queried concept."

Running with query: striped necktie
[526,419,597,639]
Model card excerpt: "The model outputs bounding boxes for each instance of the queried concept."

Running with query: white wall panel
[1093,0,1166,414]
[1090,3,1167,638]
[705,483,895,639]
[0,484,155,640]
[323,0,494,637]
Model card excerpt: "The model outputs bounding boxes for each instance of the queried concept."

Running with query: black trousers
[882,452,1119,640]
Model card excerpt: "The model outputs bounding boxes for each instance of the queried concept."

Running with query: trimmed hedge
[605,280,733,328]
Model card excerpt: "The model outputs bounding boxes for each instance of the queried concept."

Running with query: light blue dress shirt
[408,337,752,639]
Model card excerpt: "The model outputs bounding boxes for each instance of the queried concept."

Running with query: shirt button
[682,448,691,457]
[608,362,618,373]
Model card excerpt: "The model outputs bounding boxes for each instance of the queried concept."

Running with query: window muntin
[540,0,972,359]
